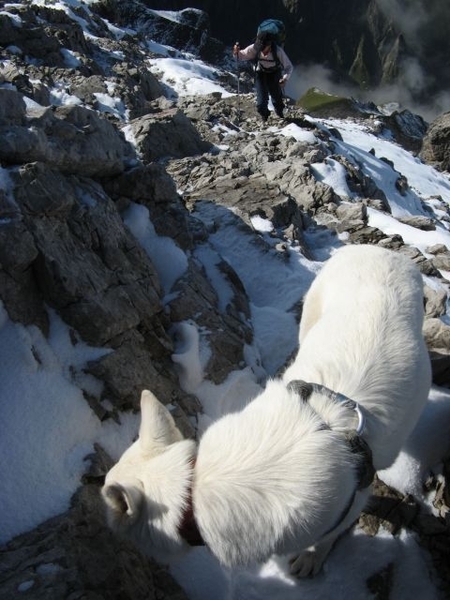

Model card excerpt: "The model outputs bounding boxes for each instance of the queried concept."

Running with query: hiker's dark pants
[255,69,284,118]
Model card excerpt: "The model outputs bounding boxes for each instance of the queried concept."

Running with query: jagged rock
[0,217,47,331]
[0,91,136,176]
[423,318,450,352]
[0,484,188,600]
[377,234,405,250]
[70,74,109,102]
[129,106,212,162]
[425,244,450,276]
[366,197,392,213]
[85,329,195,424]
[423,318,450,386]
[0,154,212,425]
[0,88,26,125]
[420,112,450,172]
[359,473,450,598]
[0,65,52,106]
[111,64,165,118]
[103,163,197,250]
[169,256,253,385]
[347,226,387,245]
[103,162,255,389]
[424,285,448,318]
[398,215,436,231]
[9,164,164,346]
[265,158,341,217]
[397,245,441,277]
[196,170,294,224]
[430,253,450,274]
[334,202,368,233]
[381,109,428,153]
[0,3,92,67]
[333,154,388,203]
[427,243,450,255]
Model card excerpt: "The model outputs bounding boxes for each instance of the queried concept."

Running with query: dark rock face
[96,1,225,63]
[420,112,450,172]
[0,484,189,600]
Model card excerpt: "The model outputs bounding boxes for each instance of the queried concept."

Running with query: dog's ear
[139,389,184,452]
[102,481,144,523]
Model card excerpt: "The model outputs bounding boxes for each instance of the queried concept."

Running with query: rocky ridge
[0,2,450,599]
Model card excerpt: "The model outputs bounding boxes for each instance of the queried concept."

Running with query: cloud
[287,61,445,122]
[284,1,450,121]
[287,64,358,100]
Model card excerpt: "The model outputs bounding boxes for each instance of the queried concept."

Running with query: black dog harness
[287,379,376,536]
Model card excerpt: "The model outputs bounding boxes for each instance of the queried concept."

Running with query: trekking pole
[280,78,290,119]
[234,41,241,121]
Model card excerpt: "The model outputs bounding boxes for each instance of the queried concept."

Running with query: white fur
[284,244,431,469]
[102,390,197,562]
[102,245,431,576]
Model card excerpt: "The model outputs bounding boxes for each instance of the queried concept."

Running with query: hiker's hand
[233,43,240,56]
[279,75,287,87]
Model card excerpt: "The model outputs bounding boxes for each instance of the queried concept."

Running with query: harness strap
[287,379,376,539]
[178,500,204,546]
[178,458,205,547]
[286,379,375,489]
[287,380,366,435]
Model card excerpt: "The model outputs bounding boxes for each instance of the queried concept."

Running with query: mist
[287,60,449,123]
[285,0,450,122]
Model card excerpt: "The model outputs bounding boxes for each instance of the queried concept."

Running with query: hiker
[233,31,293,121]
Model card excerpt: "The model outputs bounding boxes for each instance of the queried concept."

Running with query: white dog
[102,244,431,576]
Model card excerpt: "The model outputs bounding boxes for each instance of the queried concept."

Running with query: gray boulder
[423,318,450,386]
[0,92,136,177]
[129,106,212,162]
[420,112,450,172]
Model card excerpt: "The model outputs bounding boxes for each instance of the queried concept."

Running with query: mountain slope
[0,2,450,599]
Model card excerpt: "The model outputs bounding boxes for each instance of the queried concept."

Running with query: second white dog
[102,244,431,576]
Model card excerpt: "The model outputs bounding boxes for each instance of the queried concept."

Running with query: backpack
[257,19,286,47]
[255,19,286,72]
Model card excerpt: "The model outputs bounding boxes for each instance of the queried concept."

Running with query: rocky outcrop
[0,92,252,420]
[0,483,188,600]
[420,112,450,172]
[129,103,212,162]
[359,469,450,600]
[0,3,94,67]
[0,90,135,176]
[95,3,225,63]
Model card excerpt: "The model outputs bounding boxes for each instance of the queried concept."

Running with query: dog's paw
[289,547,326,578]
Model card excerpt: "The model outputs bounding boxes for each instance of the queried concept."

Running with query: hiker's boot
[257,107,270,123]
